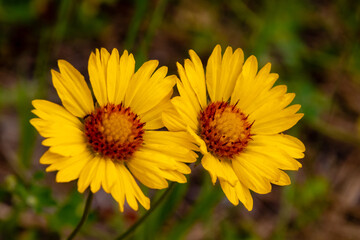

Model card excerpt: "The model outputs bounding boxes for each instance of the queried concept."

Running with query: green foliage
[0,0,37,23]
[47,190,84,232]
[288,78,330,122]
[134,183,188,239]
[16,81,37,168]
[166,176,223,240]
[286,177,329,228]
[4,173,56,213]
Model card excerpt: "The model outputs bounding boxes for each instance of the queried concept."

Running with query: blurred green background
[0,0,360,239]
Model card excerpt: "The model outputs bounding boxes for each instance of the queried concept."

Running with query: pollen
[84,103,145,161]
[199,102,252,159]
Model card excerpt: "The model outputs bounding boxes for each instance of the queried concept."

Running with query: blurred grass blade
[53,0,73,42]
[134,183,188,239]
[167,178,223,240]
[124,0,149,51]
[16,80,36,169]
[136,0,169,65]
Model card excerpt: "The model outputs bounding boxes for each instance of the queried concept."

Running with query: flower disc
[199,102,252,159]
[84,103,145,161]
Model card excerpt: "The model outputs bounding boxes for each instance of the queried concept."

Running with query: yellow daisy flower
[163,45,305,211]
[31,48,197,211]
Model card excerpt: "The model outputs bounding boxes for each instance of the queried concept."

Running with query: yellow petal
[30,117,83,141]
[141,139,198,164]
[279,134,306,154]
[143,131,199,164]
[251,113,303,134]
[110,164,125,211]
[174,76,200,119]
[127,159,169,189]
[40,150,65,164]
[115,164,150,211]
[103,158,117,193]
[241,55,258,85]
[55,153,89,182]
[125,60,159,108]
[187,126,208,155]
[238,152,281,182]
[171,97,199,131]
[246,134,304,169]
[57,60,94,114]
[46,149,88,171]
[77,156,100,193]
[247,86,294,121]
[219,179,253,211]
[162,105,187,131]
[90,156,106,193]
[51,67,94,118]
[245,146,302,171]
[271,170,291,186]
[106,48,121,104]
[206,44,222,102]
[31,100,82,128]
[129,66,174,115]
[142,101,172,130]
[255,104,301,125]
[232,155,272,194]
[176,62,203,114]
[49,143,88,157]
[229,56,258,111]
[158,169,187,183]
[219,179,239,205]
[236,182,253,211]
[231,62,269,111]
[145,131,198,151]
[206,46,245,102]
[219,47,244,102]
[88,48,110,106]
[131,148,186,172]
[185,50,207,108]
[201,153,238,186]
[41,127,85,146]
[116,50,135,104]
[230,59,284,118]
[133,71,175,129]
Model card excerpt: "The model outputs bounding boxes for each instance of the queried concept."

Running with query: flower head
[31,48,197,211]
[163,45,305,210]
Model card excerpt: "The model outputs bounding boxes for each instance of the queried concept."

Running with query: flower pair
[31,46,305,211]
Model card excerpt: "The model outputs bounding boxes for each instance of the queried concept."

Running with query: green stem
[67,191,94,240]
[115,182,176,240]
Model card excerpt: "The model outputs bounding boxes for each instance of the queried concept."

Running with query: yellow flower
[163,45,305,211]
[31,48,197,211]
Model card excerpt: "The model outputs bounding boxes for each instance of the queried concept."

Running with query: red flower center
[84,104,145,161]
[199,102,252,159]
